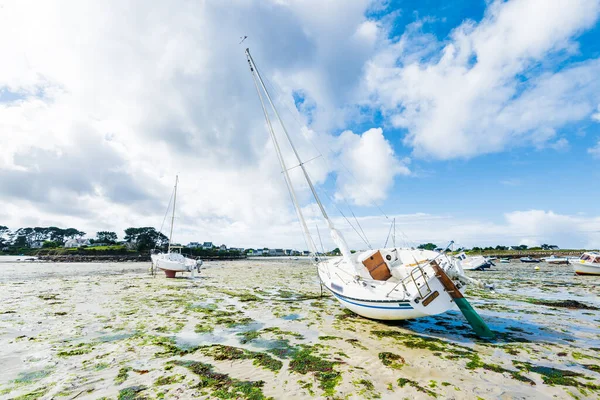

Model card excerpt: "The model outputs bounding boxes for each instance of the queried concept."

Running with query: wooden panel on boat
[431,260,463,299]
[362,251,392,281]
[422,290,439,307]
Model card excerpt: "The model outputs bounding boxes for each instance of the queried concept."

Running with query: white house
[219,244,227,251]
[202,242,213,250]
[187,242,201,248]
[64,238,91,248]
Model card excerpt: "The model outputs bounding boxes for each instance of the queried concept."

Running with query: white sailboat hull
[151,253,199,277]
[317,249,462,320]
[570,260,600,276]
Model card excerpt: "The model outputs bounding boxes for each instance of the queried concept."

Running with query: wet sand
[0,259,599,399]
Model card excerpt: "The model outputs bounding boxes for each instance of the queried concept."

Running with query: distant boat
[520,256,541,263]
[541,255,569,265]
[454,252,493,271]
[151,176,202,278]
[499,258,510,263]
[569,252,600,276]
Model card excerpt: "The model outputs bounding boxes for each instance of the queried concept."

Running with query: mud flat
[0,259,599,399]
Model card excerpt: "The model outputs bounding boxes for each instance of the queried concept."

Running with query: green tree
[124,227,168,251]
[0,226,9,247]
[96,231,118,244]
[417,243,437,251]
[42,240,59,248]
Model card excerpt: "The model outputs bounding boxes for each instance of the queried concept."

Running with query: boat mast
[245,48,353,263]
[167,175,178,253]
[245,51,318,257]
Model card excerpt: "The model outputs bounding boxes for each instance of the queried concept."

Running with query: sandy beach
[0,258,599,399]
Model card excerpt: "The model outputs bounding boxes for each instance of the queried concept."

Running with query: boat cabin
[580,252,600,264]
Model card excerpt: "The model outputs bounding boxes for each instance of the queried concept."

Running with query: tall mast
[245,48,353,263]
[168,175,178,253]
[245,51,318,256]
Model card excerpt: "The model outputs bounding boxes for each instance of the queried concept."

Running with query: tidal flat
[0,259,599,399]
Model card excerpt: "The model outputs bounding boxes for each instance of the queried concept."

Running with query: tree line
[0,226,168,252]
[416,243,560,252]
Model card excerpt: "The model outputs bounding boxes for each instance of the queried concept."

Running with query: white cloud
[324,210,600,251]
[0,0,405,246]
[592,104,600,122]
[588,140,600,158]
[333,128,410,205]
[364,0,600,159]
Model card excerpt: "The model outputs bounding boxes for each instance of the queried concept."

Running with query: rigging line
[155,185,175,250]
[349,204,371,249]
[315,183,371,247]
[284,155,323,172]
[384,218,394,248]
[246,51,319,258]
[259,71,390,220]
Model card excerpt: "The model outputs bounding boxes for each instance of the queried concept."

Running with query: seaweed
[115,367,132,384]
[200,345,282,372]
[397,378,438,397]
[117,385,147,400]
[378,352,405,369]
[154,374,185,386]
[513,361,599,389]
[12,387,49,400]
[170,360,271,399]
[289,347,342,396]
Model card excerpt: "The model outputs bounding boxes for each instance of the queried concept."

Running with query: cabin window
[594,257,600,263]
[582,254,591,261]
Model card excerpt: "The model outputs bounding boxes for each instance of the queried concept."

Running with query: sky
[0,0,599,251]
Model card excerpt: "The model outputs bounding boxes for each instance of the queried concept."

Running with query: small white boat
[454,252,493,271]
[541,255,569,265]
[500,258,510,263]
[151,176,202,278]
[569,252,600,276]
[245,48,493,337]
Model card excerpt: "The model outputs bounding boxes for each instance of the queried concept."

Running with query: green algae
[397,378,438,397]
[170,360,272,399]
[115,367,132,384]
[194,324,214,333]
[318,335,341,341]
[154,374,185,386]
[200,345,282,372]
[57,342,96,357]
[135,334,198,357]
[512,361,599,389]
[378,352,405,369]
[13,387,49,400]
[466,354,535,385]
[260,327,304,340]
[117,385,147,400]
[238,329,260,344]
[288,347,342,396]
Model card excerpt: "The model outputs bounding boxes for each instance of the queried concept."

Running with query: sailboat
[245,49,493,338]
[151,176,202,278]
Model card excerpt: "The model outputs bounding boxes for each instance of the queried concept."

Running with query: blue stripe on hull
[331,292,414,310]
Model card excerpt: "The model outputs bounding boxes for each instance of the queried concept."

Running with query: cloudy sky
[1,0,599,250]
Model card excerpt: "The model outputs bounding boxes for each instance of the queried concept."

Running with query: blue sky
[322,0,600,220]
[0,0,599,249]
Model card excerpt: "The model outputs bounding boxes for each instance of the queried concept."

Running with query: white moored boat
[245,48,493,337]
[454,252,493,271]
[151,176,202,278]
[541,255,569,265]
[569,252,600,276]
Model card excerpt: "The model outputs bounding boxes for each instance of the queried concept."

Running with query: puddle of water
[281,313,301,320]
